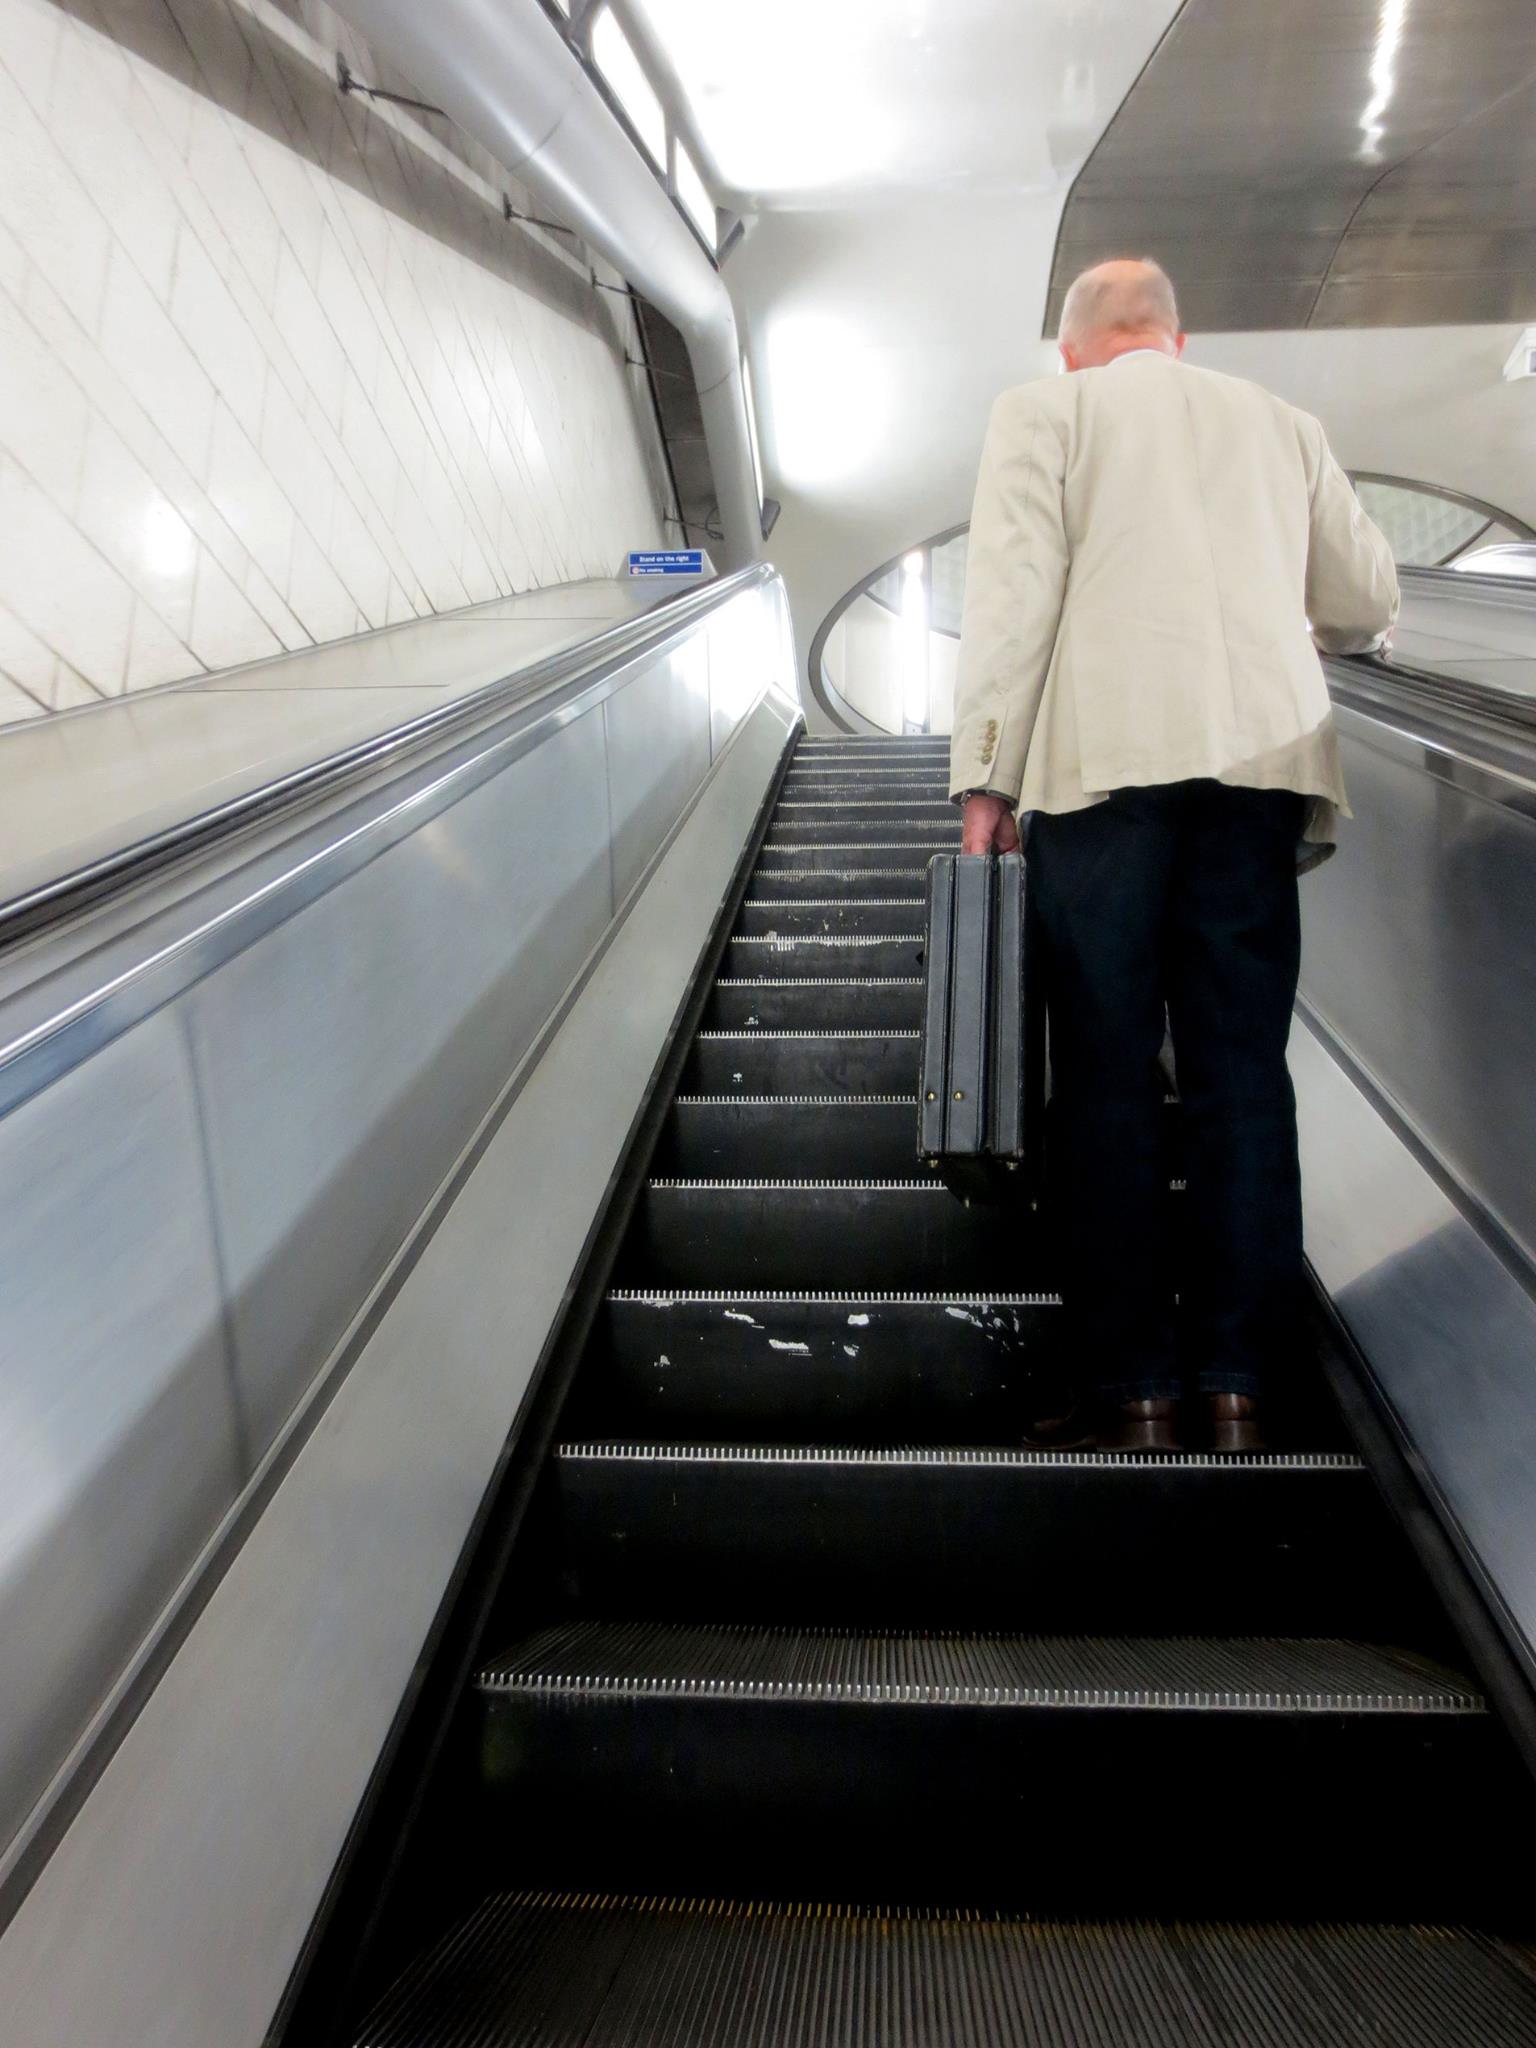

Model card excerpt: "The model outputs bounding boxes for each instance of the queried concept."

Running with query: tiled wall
[0,0,671,724]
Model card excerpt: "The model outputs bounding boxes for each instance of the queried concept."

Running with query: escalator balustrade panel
[355,735,1536,2046]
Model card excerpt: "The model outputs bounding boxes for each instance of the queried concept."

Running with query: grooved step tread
[674,1089,920,1099]
[557,1440,1355,1473]
[605,1288,1054,1304]
[764,837,957,848]
[695,1029,923,1042]
[480,1623,1479,1714]
[712,987,921,995]
[355,1892,1536,2048]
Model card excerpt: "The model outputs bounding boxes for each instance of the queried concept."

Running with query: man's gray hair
[1059,259,1180,343]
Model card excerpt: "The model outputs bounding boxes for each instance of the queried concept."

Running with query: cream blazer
[949,352,1399,863]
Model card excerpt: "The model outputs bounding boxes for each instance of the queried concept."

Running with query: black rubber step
[774,798,955,820]
[736,897,926,937]
[781,774,951,801]
[582,1290,1054,1437]
[728,931,926,970]
[784,758,949,777]
[706,976,924,1029]
[765,820,960,847]
[749,865,932,896]
[684,1030,920,1094]
[756,843,937,871]
[660,1095,926,1176]
[552,1443,1419,1634]
[355,1891,1536,2048]
[476,1625,1501,1911]
[794,745,950,761]
[618,1179,1037,1289]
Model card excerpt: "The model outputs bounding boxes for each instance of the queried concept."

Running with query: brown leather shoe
[1022,1406,1095,1451]
[1100,1397,1183,1453]
[1208,1393,1266,1454]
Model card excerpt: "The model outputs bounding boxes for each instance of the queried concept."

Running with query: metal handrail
[1397,561,1536,602]
[0,565,773,949]
[1330,649,1536,743]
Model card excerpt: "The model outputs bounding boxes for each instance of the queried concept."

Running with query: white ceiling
[625,0,1178,713]
[629,2,1536,729]
[629,0,1172,209]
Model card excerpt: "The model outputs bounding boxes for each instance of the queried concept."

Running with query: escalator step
[706,977,924,1028]
[749,865,932,894]
[774,798,955,817]
[475,1625,1497,1910]
[661,1095,925,1175]
[735,899,925,936]
[728,932,926,970]
[484,1620,1480,1709]
[781,775,950,800]
[584,1288,1054,1435]
[795,739,950,753]
[552,1443,1413,1634]
[685,1029,920,1093]
[620,1178,1039,1289]
[765,821,960,846]
[757,842,938,867]
[355,1891,1536,2048]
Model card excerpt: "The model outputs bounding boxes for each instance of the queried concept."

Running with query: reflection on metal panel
[0,569,796,1928]
[0,689,799,2048]
[186,715,614,1458]
[0,1015,240,1864]
[1302,707,1536,1270]
[1293,1024,1536,1675]
[603,639,713,903]
[1048,0,1536,330]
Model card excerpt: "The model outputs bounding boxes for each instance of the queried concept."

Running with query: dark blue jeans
[1027,781,1305,1405]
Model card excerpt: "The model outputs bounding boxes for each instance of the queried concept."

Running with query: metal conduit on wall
[332,0,764,573]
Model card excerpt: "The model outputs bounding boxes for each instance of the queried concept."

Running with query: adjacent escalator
[347,734,1536,2046]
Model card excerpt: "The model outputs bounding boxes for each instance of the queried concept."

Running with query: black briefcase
[918,851,1045,1203]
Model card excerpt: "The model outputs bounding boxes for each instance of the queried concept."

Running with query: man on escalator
[950,258,1398,1453]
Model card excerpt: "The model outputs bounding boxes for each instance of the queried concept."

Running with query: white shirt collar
[1106,348,1175,366]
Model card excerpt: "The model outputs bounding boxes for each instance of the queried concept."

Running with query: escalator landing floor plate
[356,1891,1536,2047]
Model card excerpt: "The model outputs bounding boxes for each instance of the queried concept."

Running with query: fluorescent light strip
[674,140,717,250]
[591,6,668,168]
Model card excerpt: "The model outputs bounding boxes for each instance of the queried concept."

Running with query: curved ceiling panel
[1047,0,1536,331]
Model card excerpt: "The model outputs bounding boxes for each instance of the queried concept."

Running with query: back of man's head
[1058,259,1184,373]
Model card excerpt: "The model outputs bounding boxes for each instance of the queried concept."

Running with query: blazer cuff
[951,786,1018,809]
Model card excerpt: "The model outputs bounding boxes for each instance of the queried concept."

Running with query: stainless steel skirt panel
[1293,1023,1536,1670]
[1301,703,1536,1270]
[0,688,799,2048]
[0,1013,242,1865]
[1296,677,1536,1683]
[0,571,795,1913]
[603,635,714,904]
[183,710,615,1459]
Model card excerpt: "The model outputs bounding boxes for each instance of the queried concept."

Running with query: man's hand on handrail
[961,792,1021,856]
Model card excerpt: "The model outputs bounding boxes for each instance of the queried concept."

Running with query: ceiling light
[674,141,716,250]
[766,312,890,493]
[591,7,668,168]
